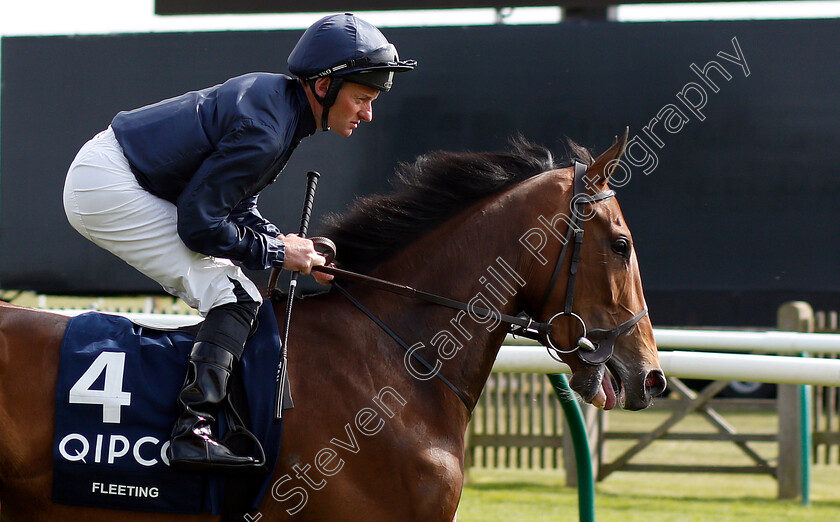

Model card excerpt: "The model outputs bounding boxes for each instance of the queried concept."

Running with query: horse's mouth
[592,370,620,410]
[568,363,622,411]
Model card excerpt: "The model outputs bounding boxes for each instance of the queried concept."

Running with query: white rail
[493,346,840,386]
[505,328,840,355]
[653,328,840,355]
[53,309,202,328]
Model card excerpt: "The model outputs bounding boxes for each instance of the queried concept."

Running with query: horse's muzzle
[645,368,668,400]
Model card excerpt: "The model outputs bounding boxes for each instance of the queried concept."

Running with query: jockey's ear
[314,77,332,100]
[586,128,629,190]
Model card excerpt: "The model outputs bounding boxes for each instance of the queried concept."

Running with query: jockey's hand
[279,234,333,284]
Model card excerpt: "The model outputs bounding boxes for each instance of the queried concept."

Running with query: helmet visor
[348,44,417,74]
[342,69,396,92]
[303,44,417,80]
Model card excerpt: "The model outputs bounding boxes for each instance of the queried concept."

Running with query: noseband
[510,161,648,366]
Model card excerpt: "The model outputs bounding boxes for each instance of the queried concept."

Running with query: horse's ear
[586,127,629,189]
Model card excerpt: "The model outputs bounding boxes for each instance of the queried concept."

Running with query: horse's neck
[367,182,542,411]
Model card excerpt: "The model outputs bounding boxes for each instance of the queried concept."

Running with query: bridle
[277,161,648,412]
[513,161,648,366]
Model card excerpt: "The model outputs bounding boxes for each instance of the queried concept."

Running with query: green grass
[460,408,840,521]
[459,465,840,521]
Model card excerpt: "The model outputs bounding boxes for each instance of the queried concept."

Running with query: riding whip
[275,170,320,421]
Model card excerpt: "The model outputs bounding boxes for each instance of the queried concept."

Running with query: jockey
[62,13,415,471]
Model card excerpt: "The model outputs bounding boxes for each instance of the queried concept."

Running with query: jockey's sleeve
[176,119,287,270]
[230,195,282,237]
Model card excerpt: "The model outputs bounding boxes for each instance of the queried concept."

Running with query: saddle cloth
[51,303,283,514]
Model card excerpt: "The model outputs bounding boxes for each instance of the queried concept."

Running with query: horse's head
[525,131,666,411]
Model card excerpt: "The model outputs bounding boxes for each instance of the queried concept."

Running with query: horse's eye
[612,237,631,257]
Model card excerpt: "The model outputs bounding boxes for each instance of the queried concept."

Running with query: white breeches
[62,127,262,315]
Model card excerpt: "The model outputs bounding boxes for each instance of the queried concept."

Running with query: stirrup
[221,397,267,471]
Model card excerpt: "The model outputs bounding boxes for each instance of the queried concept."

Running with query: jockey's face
[326,80,379,137]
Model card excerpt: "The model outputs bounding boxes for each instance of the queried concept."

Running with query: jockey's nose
[360,101,373,122]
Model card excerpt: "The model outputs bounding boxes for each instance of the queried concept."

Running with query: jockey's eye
[612,237,631,258]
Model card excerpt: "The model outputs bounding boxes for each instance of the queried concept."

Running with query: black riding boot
[167,341,257,471]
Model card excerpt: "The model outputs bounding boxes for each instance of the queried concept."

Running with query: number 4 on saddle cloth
[52,303,284,515]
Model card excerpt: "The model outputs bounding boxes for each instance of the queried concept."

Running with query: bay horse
[0,132,665,520]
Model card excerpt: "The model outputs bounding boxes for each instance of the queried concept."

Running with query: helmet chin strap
[309,77,344,132]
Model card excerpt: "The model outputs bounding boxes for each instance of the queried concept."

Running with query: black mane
[320,137,592,274]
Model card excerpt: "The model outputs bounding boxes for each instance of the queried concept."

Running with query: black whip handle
[274,170,321,421]
[298,171,320,239]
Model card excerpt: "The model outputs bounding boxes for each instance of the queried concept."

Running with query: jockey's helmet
[288,13,416,130]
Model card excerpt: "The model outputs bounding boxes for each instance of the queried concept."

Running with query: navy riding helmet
[288,13,417,130]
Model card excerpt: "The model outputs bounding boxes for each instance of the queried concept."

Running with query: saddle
[51,303,284,516]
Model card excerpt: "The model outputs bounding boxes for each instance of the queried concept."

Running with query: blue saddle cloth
[52,303,283,514]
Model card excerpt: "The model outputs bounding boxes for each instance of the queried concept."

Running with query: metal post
[548,373,595,522]
[800,376,812,506]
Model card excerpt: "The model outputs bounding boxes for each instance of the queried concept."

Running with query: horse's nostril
[644,369,667,398]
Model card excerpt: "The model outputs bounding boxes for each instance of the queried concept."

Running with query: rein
[312,264,550,340]
[307,265,543,414]
[330,282,476,413]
